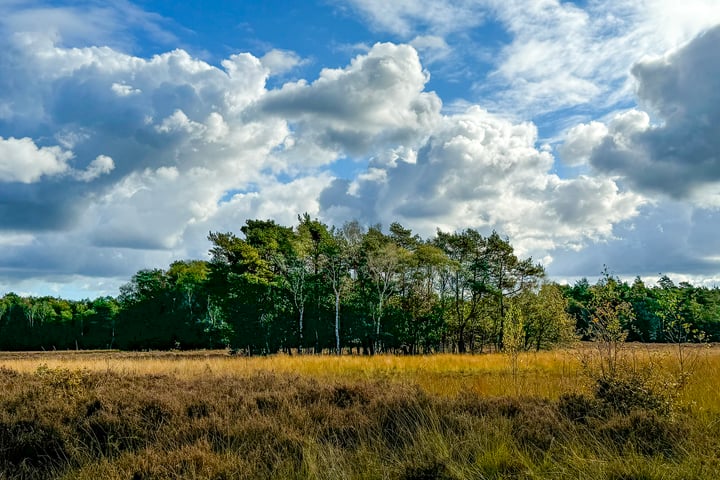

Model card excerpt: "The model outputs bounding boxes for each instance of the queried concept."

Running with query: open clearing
[0,345,718,479]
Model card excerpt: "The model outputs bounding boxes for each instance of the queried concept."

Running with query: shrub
[0,419,67,470]
[331,384,371,409]
[599,410,688,457]
[593,369,671,417]
[512,402,565,452]
[398,458,457,480]
[186,402,212,419]
[557,392,606,424]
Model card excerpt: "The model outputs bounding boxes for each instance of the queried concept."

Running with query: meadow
[0,345,718,479]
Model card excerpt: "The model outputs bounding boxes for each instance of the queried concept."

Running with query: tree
[282,247,313,353]
[434,229,489,353]
[80,297,119,349]
[655,275,706,383]
[366,242,408,352]
[519,283,576,351]
[297,214,336,353]
[627,276,661,341]
[322,230,350,354]
[401,242,448,353]
[563,278,593,337]
[587,270,634,378]
[485,231,545,349]
[117,269,173,349]
[207,231,275,354]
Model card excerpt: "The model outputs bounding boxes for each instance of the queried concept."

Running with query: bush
[398,458,457,480]
[0,419,67,470]
[599,410,688,457]
[557,392,606,424]
[594,369,671,416]
[512,402,565,452]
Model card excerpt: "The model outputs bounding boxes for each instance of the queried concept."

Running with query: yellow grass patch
[1,343,718,411]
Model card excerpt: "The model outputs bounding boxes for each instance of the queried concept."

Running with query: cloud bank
[584,26,720,204]
[1,1,719,298]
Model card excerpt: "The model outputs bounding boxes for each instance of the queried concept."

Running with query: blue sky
[1,0,720,299]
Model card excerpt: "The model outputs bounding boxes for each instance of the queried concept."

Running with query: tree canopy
[1,218,718,353]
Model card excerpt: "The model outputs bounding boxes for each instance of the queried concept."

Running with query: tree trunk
[334,290,340,354]
[298,307,304,354]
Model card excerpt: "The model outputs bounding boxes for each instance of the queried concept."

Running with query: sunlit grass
[1,343,718,410]
[0,344,718,479]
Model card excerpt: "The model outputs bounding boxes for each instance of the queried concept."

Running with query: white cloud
[112,82,141,96]
[485,0,720,116]
[410,35,451,64]
[260,49,307,76]
[155,110,205,135]
[338,0,720,119]
[2,1,718,298]
[75,155,115,182]
[260,42,442,155]
[0,0,176,51]
[0,136,72,183]
[0,233,35,247]
[548,200,720,282]
[0,26,287,273]
[559,121,609,166]
[320,105,645,257]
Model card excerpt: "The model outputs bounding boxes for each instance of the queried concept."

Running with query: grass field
[0,345,718,479]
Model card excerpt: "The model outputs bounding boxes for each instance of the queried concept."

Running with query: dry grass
[0,344,718,479]
[1,344,718,408]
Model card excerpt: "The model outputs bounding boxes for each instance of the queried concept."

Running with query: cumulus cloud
[259,42,441,155]
[587,26,720,202]
[0,30,282,237]
[75,155,115,182]
[0,25,647,292]
[320,106,644,256]
[0,136,72,183]
[260,49,307,76]
[2,0,716,297]
[559,122,609,166]
[548,200,720,283]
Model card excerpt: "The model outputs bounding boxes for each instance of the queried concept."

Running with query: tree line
[1,217,718,352]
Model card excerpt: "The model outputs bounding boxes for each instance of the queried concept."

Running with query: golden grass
[0,344,718,479]
[1,343,718,411]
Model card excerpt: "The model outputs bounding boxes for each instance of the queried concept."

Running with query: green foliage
[565,272,719,346]
[587,272,633,378]
[116,264,212,350]
[503,302,524,387]
[3,217,720,355]
[0,293,119,350]
[518,283,577,351]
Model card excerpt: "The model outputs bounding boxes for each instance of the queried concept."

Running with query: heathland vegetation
[0,346,718,479]
[1,216,718,353]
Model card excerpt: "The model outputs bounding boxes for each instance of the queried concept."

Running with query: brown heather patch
[0,347,716,478]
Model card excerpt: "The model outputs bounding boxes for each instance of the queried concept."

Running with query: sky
[1,0,720,299]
